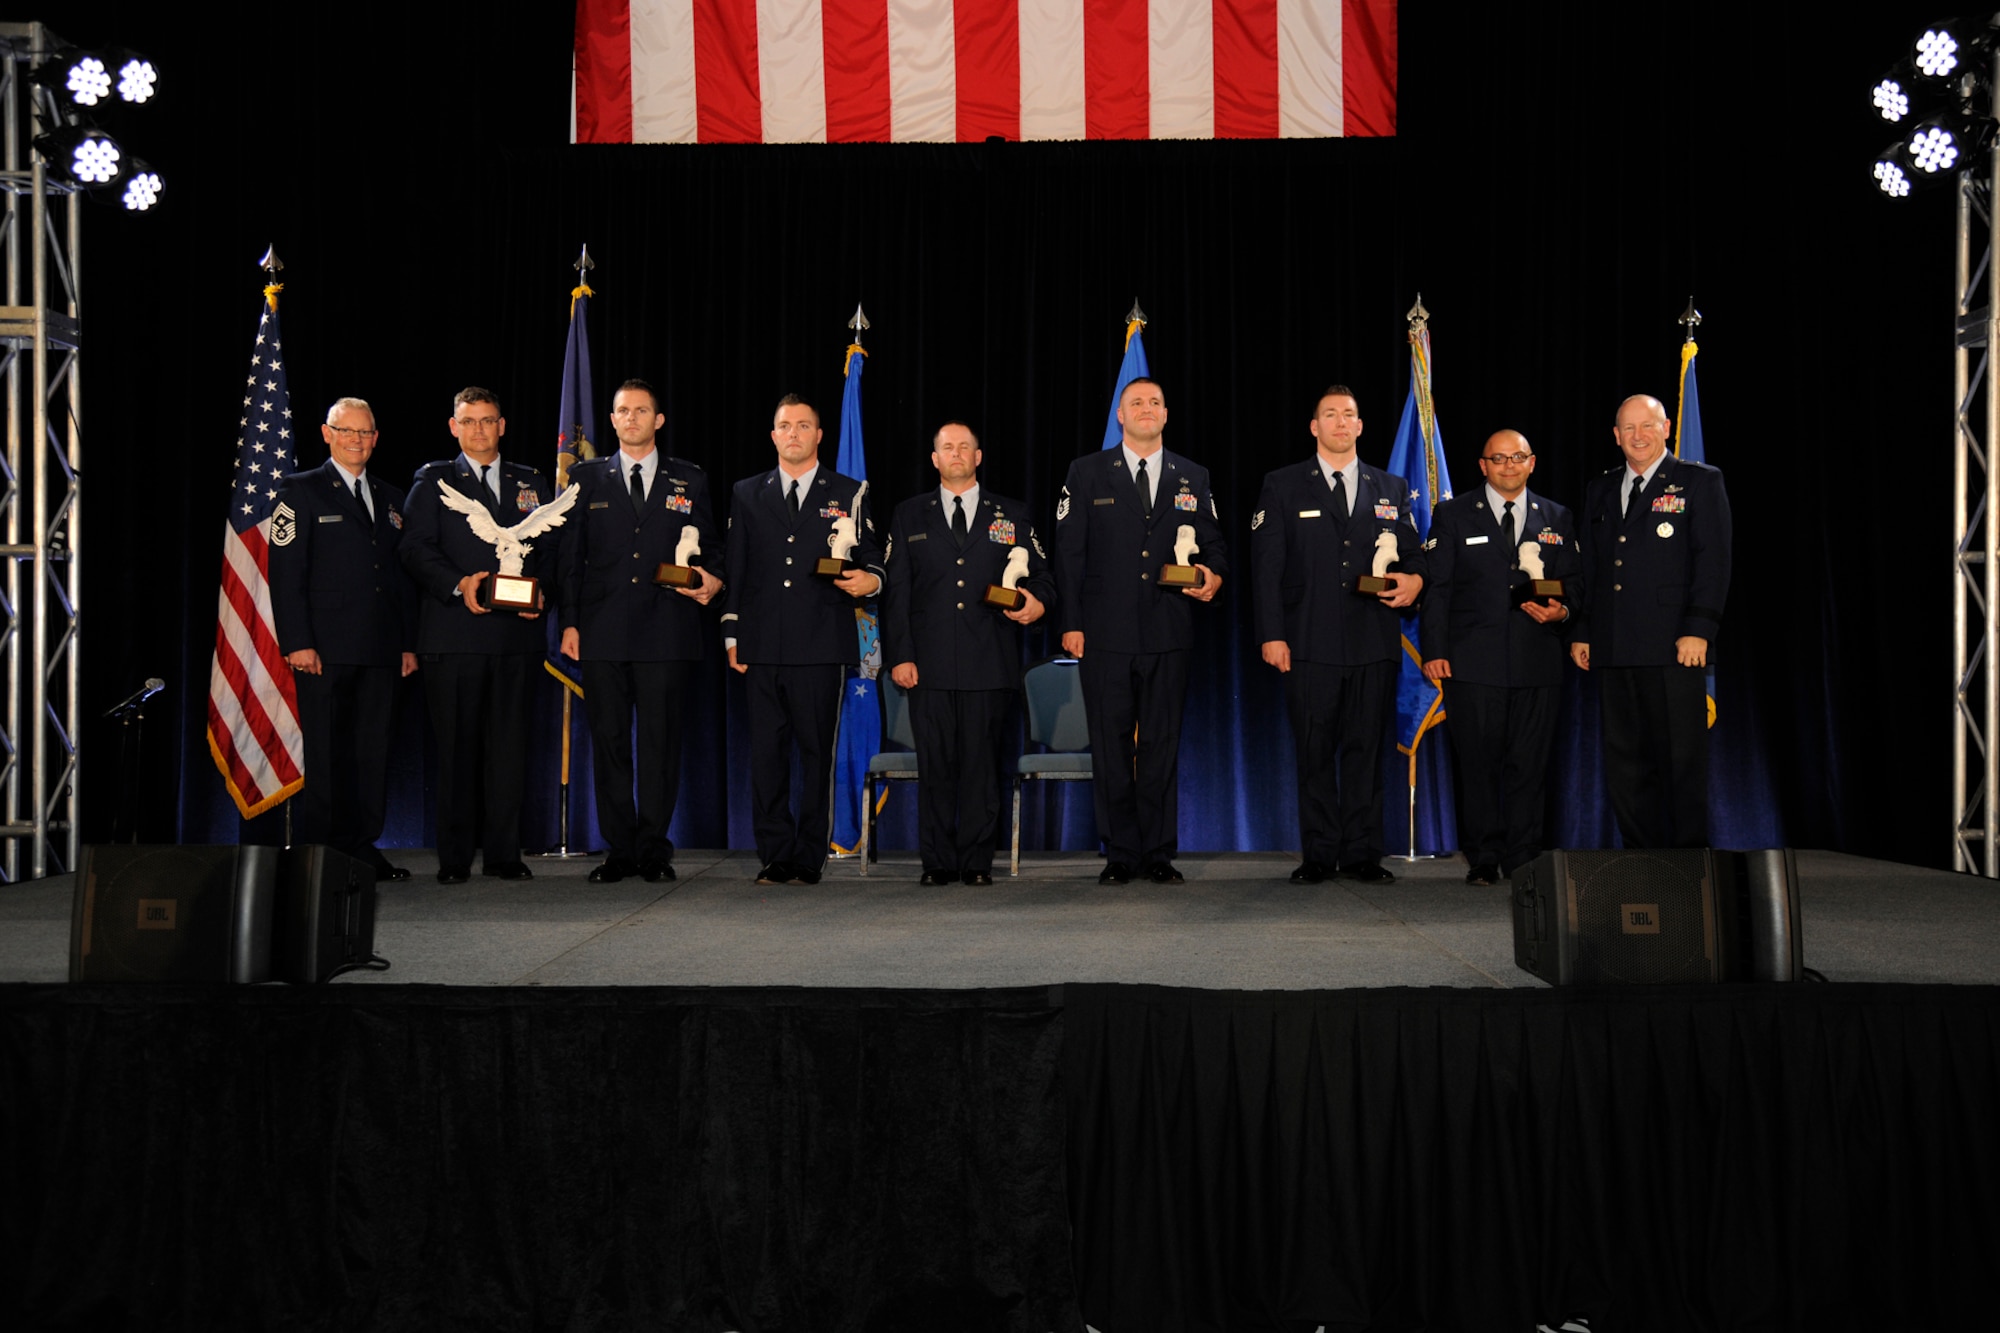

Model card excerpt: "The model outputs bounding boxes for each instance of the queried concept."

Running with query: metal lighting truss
[0,20,82,882]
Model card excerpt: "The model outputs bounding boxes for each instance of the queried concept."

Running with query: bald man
[1420,430,1578,884]
[1569,395,1732,849]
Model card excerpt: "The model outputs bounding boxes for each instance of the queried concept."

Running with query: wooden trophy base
[983,585,1025,610]
[1159,564,1203,589]
[483,574,540,611]
[815,557,850,577]
[1526,578,1566,603]
[1354,574,1393,597]
[654,563,697,589]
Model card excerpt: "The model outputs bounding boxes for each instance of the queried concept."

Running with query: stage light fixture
[33,125,126,187]
[116,56,157,104]
[1874,150,1914,199]
[1916,24,1962,79]
[120,164,162,212]
[1910,121,1963,174]
[1873,76,1913,123]
[1902,111,1993,179]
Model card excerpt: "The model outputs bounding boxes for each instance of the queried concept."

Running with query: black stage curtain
[0,985,1078,1333]
[9,983,2000,1330]
[57,1,1945,865]
[1063,983,2000,1333]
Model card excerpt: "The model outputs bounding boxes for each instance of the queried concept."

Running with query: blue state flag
[556,277,597,489]
[1099,308,1151,449]
[830,340,882,855]
[1676,338,1705,465]
[1383,317,1458,854]
[1676,337,1716,725]
[540,269,599,853]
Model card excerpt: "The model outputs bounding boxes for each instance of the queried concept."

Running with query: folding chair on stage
[857,677,916,874]
[1009,657,1092,877]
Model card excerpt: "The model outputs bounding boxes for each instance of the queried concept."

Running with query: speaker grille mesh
[1563,850,1718,983]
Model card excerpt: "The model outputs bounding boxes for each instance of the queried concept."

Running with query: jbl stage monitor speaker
[70,844,280,983]
[1513,849,1728,984]
[1513,848,1805,985]
[273,843,378,983]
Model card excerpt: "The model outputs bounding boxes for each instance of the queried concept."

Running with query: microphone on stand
[105,678,165,719]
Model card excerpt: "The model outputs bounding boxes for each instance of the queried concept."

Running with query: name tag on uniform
[1298,509,1321,519]
[589,501,611,510]
[318,514,343,523]
[907,532,927,542]
[1465,535,1488,545]
[1093,497,1116,506]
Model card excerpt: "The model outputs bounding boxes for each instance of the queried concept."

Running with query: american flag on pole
[206,277,305,818]
[573,0,1397,143]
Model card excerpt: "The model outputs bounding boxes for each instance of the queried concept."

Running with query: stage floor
[5,848,1996,989]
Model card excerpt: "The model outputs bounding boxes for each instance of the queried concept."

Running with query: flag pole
[540,244,597,858]
[264,246,295,852]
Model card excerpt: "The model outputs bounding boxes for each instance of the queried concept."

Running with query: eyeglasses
[328,426,378,442]
[454,416,501,431]
[611,407,657,419]
[1480,452,1532,465]
[773,422,817,435]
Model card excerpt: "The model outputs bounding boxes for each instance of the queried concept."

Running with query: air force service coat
[881,490,1055,691]
[1249,458,1426,665]
[269,459,414,665]
[1574,453,1731,666]
[1418,488,1579,687]
[721,467,885,665]
[557,454,720,662]
[400,456,559,656]
[1054,449,1229,653]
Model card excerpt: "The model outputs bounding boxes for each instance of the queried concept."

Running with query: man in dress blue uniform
[270,396,417,882]
[1419,429,1578,885]
[722,393,885,886]
[400,387,557,884]
[1055,377,1227,885]
[1570,394,1732,848]
[1250,385,1425,884]
[882,422,1055,886]
[558,379,721,884]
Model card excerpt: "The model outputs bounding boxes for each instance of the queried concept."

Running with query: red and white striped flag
[574,0,1395,144]
[207,281,305,818]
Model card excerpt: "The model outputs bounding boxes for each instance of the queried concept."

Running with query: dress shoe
[1341,860,1396,884]
[641,861,676,883]
[756,862,791,885]
[373,863,411,883]
[1289,861,1329,884]
[437,867,470,885]
[487,862,534,881]
[1098,861,1132,885]
[788,865,822,885]
[963,871,995,886]
[1464,863,1501,887]
[919,869,953,886]
[1146,862,1185,884]
[589,858,638,883]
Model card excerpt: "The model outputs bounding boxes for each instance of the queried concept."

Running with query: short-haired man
[722,394,885,885]
[882,422,1055,886]
[1055,377,1227,885]
[1420,429,1577,884]
[558,379,722,883]
[1569,394,1732,848]
[400,387,557,884]
[269,396,418,881]
[1250,385,1425,884]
